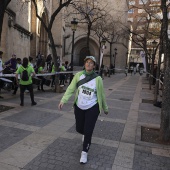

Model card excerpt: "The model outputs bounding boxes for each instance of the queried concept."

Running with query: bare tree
[31,0,72,91]
[126,0,161,90]
[71,0,108,55]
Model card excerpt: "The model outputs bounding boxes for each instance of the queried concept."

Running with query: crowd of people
[0,51,72,101]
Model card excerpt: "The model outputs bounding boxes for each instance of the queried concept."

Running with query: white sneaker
[82,135,84,143]
[80,151,88,164]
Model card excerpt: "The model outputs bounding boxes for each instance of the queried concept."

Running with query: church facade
[0,0,129,71]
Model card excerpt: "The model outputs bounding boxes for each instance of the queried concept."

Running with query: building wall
[64,0,129,71]
[1,1,31,61]
[0,0,129,71]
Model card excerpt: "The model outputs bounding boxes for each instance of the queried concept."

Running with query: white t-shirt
[77,74,97,110]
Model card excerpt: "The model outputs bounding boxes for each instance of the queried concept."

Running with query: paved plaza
[0,73,170,170]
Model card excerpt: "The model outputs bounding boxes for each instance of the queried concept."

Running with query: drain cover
[108,89,113,90]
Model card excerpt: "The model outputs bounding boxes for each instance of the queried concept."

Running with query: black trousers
[37,76,45,90]
[20,84,35,105]
[74,103,99,152]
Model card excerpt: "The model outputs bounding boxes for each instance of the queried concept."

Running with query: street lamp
[70,18,78,71]
[99,38,106,77]
[113,48,117,74]
[152,40,158,64]
[151,40,158,85]
[69,18,78,84]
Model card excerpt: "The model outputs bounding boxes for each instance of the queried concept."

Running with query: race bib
[79,87,94,100]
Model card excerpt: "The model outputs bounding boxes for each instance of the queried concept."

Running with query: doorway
[79,47,90,66]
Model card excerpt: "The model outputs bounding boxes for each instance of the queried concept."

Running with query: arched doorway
[73,37,99,66]
[79,47,89,66]
[39,12,48,57]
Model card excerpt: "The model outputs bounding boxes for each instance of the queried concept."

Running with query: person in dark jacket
[4,54,17,73]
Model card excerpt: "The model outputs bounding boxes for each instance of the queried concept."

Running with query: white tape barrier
[146,72,163,85]
[0,70,79,78]
[102,67,164,85]
[0,68,164,85]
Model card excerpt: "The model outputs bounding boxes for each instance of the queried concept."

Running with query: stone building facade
[0,0,129,71]
[64,0,129,71]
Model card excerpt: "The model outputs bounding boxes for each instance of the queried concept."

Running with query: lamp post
[148,48,152,72]
[69,18,78,84]
[150,40,158,87]
[113,48,117,74]
[99,38,106,77]
[151,40,158,69]
[70,18,78,71]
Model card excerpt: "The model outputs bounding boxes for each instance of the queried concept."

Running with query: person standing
[15,57,37,106]
[12,58,22,95]
[51,62,55,87]
[37,61,47,92]
[4,54,17,73]
[59,63,66,86]
[29,56,34,68]
[58,56,108,164]
[130,65,134,76]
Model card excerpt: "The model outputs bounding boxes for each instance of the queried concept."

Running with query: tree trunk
[48,31,62,93]
[153,50,162,104]
[160,49,170,141]
[160,0,170,141]
[153,22,163,104]
[86,24,91,55]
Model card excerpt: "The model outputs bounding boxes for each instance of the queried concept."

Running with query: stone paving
[0,73,170,170]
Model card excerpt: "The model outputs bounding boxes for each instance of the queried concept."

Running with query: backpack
[21,67,29,81]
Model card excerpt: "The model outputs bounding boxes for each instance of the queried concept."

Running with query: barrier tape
[0,68,164,85]
[0,70,79,78]
[102,67,164,85]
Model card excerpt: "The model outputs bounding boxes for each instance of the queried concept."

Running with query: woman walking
[58,56,108,164]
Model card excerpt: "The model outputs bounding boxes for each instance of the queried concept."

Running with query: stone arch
[39,9,48,57]
[73,37,99,66]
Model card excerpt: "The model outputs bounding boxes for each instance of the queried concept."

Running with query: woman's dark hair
[29,56,33,62]
[22,57,28,68]
[17,58,21,62]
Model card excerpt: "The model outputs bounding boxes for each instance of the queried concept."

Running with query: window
[128,9,134,13]
[138,9,145,13]
[128,18,133,22]
[139,0,148,4]
[129,1,135,5]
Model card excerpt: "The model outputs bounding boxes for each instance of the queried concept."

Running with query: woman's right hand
[58,102,64,110]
